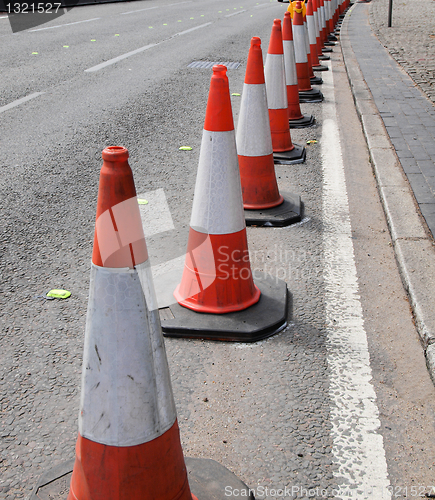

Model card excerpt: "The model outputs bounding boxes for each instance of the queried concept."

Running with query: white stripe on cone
[79,261,176,447]
[292,24,308,63]
[264,53,288,109]
[283,40,298,86]
[190,129,245,235]
[236,83,273,157]
[307,14,317,46]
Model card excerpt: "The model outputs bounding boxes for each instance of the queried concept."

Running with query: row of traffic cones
[32,1,352,499]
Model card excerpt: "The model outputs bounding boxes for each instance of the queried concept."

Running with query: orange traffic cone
[161,65,289,341]
[306,0,328,71]
[173,65,260,314]
[265,19,306,164]
[282,12,315,128]
[292,2,323,102]
[236,36,302,226]
[67,146,195,500]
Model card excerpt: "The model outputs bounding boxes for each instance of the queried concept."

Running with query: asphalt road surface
[1,0,435,499]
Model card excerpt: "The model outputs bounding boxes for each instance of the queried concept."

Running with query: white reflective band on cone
[264,53,287,110]
[292,24,308,63]
[79,262,177,447]
[320,5,326,29]
[190,130,245,235]
[314,10,320,38]
[283,40,298,86]
[236,83,273,157]
[307,16,317,45]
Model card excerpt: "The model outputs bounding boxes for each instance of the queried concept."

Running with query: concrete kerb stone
[340,4,435,385]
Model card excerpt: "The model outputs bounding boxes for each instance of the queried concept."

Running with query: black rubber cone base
[324,41,336,46]
[322,47,333,53]
[273,143,306,164]
[299,88,324,103]
[30,458,256,500]
[289,113,315,129]
[244,192,302,227]
[310,75,323,85]
[328,34,338,41]
[161,275,289,342]
[318,54,331,60]
[186,458,255,499]
[312,64,329,71]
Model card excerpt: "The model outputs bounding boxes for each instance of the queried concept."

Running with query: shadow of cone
[236,36,303,227]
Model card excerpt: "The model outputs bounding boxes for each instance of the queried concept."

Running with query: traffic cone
[302,6,323,85]
[306,0,328,71]
[292,2,323,102]
[317,0,332,52]
[161,65,289,341]
[236,36,302,226]
[313,0,331,60]
[67,146,195,500]
[265,19,306,164]
[282,12,315,128]
[304,8,324,85]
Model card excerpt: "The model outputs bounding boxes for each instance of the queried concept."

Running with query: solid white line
[29,17,100,31]
[321,62,391,499]
[85,22,211,72]
[0,16,8,19]
[0,92,45,114]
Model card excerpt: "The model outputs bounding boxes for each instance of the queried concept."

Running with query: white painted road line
[85,22,212,72]
[321,62,391,499]
[85,43,157,73]
[121,1,191,15]
[225,9,247,17]
[29,17,101,32]
[0,92,45,114]
[121,5,160,15]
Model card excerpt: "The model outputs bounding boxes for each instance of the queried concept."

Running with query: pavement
[339,0,435,383]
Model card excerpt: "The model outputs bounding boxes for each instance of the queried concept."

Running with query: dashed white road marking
[0,92,45,114]
[224,9,247,17]
[321,61,391,499]
[29,17,100,31]
[85,22,211,72]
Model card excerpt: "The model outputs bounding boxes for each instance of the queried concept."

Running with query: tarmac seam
[340,3,435,386]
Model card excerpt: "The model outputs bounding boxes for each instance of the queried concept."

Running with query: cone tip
[102,146,129,162]
[273,18,281,26]
[251,36,261,47]
[213,64,227,75]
